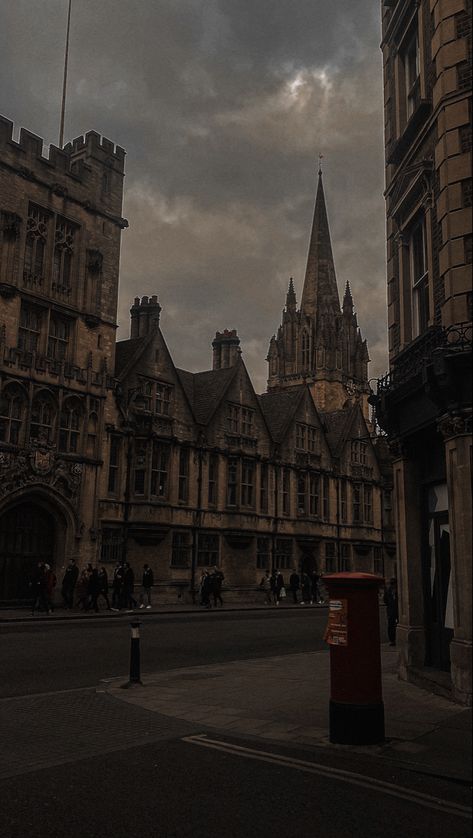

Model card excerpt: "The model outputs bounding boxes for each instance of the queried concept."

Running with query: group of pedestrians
[111,561,154,611]
[62,561,111,612]
[259,568,325,606]
[198,567,225,608]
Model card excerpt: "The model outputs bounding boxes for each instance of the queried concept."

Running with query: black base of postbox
[329,699,385,745]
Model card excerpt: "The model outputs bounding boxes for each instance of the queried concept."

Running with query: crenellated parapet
[0,115,126,219]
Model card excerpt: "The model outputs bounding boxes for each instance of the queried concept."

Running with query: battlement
[0,115,125,180]
[214,329,239,341]
[132,295,160,308]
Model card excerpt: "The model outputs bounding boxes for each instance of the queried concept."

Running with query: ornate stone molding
[0,448,83,501]
[437,413,473,440]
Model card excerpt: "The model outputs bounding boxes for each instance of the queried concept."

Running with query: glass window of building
[197,533,219,567]
[171,531,191,567]
[256,537,271,570]
[151,441,169,498]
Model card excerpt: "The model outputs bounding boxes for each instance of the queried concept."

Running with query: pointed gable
[258,386,305,442]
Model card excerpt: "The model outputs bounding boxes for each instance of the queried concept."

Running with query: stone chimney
[212,329,241,369]
[130,295,161,339]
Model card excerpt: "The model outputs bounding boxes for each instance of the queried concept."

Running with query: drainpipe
[191,432,204,604]
[271,454,279,573]
[335,473,341,572]
[122,428,132,564]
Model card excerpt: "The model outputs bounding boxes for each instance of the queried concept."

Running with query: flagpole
[59,0,72,148]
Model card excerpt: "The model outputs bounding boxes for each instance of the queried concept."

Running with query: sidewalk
[0,600,328,623]
[101,645,472,784]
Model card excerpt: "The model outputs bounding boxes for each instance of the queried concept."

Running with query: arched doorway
[0,503,56,602]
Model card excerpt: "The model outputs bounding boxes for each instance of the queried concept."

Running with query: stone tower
[266,171,370,417]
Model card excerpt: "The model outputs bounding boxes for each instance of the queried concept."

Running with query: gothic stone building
[0,116,395,604]
[377,0,472,703]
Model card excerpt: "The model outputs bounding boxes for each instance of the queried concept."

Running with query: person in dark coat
[274,570,285,605]
[311,570,321,604]
[61,559,79,609]
[200,570,213,609]
[112,562,125,610]
[31,562,51,615]
[123,562,137,610]
[301,572,312,604]
[211,567,224,607]
[384,578,399,646]
[94,567,111,611]
[289,570,300,604]
[139,564,154,609]
[88,568,102,612]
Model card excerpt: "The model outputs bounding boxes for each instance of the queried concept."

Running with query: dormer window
[351,440,368,465]
[296,423,318,452]
[226,404,255,436]
[142,380,172,415]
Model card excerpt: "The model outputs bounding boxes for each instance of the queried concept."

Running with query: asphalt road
[1,609,332,698]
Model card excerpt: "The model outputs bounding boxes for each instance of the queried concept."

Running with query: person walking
[139,563,154,609]
[289,569,300,604]
[93,566,111,611]
[384,578,399,646]
[61,559,78,609]
[75,570,89,610]
[274,570,286,605]
[112,562,125,610]
[123,562,137,610]
[301,571,312,605]
[88,568,102,612]
[259,570,273,605]
[200,570,212,609]
[211,567,224,607]
[31,562,51,615]
[310,570,321,604]
[44,564,56,612]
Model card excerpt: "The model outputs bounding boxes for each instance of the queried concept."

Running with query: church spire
[300,169,340,318]
[286,276,296,310]
[342,280,354,315]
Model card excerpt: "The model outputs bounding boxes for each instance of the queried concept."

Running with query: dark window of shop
[227,457,238,506]
[151,441,169,498]
[30,393,56,443]
[256,537,271,570]
[340,543,351,572]
[260,463,268,513]
[171,531,191,567]
[353,483,362,523]
[178,447,189,502]
[340,478,347,522]
[275,538,292,570]
[48,314,71,361]
[0,387,24,445]
[364,485,373,524]
[133,439,148,496]
[282,468,291,515]
[208,453,218,506]
[18,302,42,353]
[108,435,120,494]
[322,475,330,520]
[325,542,336,573]
[297,472,307,515]
[309,473,319,516]
[59,399,82,453]
[197,533,219,567]
[101,528,123,564]
[241,459,255,508]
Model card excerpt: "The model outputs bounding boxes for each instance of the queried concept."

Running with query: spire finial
[318,153,323,176]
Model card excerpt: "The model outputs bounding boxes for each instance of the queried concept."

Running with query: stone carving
[438,414,472,439]
[0,448,83,500]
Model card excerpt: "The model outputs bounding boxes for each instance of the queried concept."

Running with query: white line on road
[182,733,472,821]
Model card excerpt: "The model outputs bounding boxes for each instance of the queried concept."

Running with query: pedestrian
[30,561,51,615]
[199,570,212,609]
[259,570,273,605]
[272,569,285,605]
[91,566,111,611]
[310,570,321,604]
[44,563,57,611]
[75,570,89,610]
[139,563,154,609]
[211,567,224,607]
[88,568,102,612]
[61,559,78,609]
[384,577,399,646]
[123,562,137,610]
[112,561,125,610]
[301,571,312,605]
[289,569,300,604]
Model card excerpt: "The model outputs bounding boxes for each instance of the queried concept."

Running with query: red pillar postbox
[323,572,385,745]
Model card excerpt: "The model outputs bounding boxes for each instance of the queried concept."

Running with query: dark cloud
[1,0,387,392]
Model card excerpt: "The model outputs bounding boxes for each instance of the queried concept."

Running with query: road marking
[182,734,472,820]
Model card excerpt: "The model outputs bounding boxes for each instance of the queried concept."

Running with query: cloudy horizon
[1,0,388,392]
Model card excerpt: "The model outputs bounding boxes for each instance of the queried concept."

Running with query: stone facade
[377,0,472,704]
[0,115,396,607]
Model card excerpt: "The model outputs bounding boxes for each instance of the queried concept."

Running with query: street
[0,609,471,838]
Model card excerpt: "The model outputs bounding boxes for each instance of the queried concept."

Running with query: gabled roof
[258,386,306,442]
[320,406,357,457]
[115,337,148,377]
[175,366,237,425]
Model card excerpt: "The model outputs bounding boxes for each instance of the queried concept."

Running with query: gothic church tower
[266,171,370,418]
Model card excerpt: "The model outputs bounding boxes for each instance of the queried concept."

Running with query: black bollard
[121,620,143,688]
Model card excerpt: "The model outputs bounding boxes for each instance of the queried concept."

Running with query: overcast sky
[1,0,387,391]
